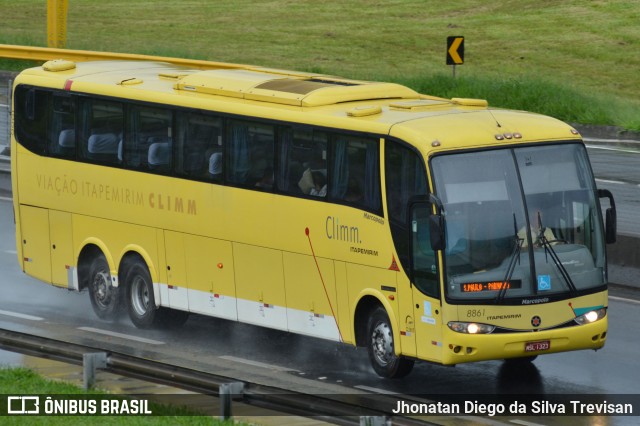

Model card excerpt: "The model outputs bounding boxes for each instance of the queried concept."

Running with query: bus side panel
[234,243,287,331]
[49,210,74,288]
[185,234,237,321]
[163,231,190,311]
[283,252,340,341]
[20,205,52,284]
[334,261,353,344]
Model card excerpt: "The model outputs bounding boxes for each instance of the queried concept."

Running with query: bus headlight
[448,322,495,334]
[574,308,607,325]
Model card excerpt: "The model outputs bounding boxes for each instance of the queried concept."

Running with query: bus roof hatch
[173,69,419,107]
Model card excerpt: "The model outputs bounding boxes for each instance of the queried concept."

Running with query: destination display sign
[461,280,522,293]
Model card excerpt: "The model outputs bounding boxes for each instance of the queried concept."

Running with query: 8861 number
[466,309,485,318]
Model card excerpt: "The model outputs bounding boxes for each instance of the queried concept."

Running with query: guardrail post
[0,79,10,151]
[219,382,245,420]
[360,416,391,426]
[83,352,108,390]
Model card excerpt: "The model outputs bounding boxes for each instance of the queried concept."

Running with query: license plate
[525,340,550,352]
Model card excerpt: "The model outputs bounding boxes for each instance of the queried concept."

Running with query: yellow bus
[11,59,616,378]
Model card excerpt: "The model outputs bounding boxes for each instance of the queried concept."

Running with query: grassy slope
[1,0,638,129]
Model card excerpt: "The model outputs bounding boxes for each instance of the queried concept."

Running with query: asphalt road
[587,144,640,237]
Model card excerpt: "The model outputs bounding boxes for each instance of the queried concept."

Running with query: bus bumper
[439,317,607,365]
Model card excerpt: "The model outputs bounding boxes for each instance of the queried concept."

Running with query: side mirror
[598,189,616,244]
[605,208,616,244]
[429,214,446,251]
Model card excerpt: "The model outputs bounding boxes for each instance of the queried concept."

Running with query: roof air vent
[42,59,76,72]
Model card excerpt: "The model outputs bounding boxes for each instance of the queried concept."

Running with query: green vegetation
[0,0,638,130]
[0,367,228,425]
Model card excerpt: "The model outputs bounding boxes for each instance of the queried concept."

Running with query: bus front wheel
[366,306,414,378]
[88,255,121,320]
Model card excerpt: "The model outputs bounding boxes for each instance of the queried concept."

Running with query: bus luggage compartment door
[49,210,74,288]
[20,205,52,284]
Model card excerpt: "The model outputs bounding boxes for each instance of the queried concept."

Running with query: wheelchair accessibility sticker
[537,275,551,291]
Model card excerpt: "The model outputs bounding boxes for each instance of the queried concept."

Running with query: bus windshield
[431,143,606,303]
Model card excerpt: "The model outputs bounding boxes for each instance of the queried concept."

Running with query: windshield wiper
[496,214,523,304]
[536,211,578,296]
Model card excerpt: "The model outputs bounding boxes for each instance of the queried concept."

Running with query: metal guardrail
[0,43,250,70]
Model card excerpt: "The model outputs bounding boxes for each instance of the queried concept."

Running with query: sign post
[446,36,464,78]
[47,0,69,48]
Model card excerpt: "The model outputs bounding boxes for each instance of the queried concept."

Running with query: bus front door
[410,203,443,363]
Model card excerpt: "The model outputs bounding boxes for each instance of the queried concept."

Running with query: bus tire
[124,260,159,328]
[88,254,121,320]
[366,306,414,378]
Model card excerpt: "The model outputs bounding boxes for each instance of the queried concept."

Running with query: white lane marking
[510,420,548,426]
[0,196,12,202]
[0,309,44,321]
[354,385,436,407]
[609,295,640,305]
[586,144,640,154]
[584,138,640,144]
[354,385,398,395]
[218,355,298,372]
[595,178,625,185]
[78,326,165,345]
[4,250,17,254]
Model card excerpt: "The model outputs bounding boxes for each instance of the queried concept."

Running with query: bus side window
[49,94,76,159]
[125,105,172,170]
[328,135,380,212]
[79,98,123,165]
[277,127,327,196]
[177,112,221,179]
[14,86,49,156]
[227,119,275,189]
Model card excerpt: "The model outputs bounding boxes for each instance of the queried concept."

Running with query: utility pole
[47,0,69,48]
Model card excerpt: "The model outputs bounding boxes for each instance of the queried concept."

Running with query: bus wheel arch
[354,296,414,378]
[354,296,383,347]
[78,244,121,320]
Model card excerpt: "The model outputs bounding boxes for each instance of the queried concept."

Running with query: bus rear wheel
[366,306,414,378]
[124,261,159,328]
[88,255,121,320]
[124,260,189,328]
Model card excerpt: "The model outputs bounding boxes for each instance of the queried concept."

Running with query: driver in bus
[518,202,557,248]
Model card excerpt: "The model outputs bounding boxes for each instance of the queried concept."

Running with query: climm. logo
[326,216,361,243]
